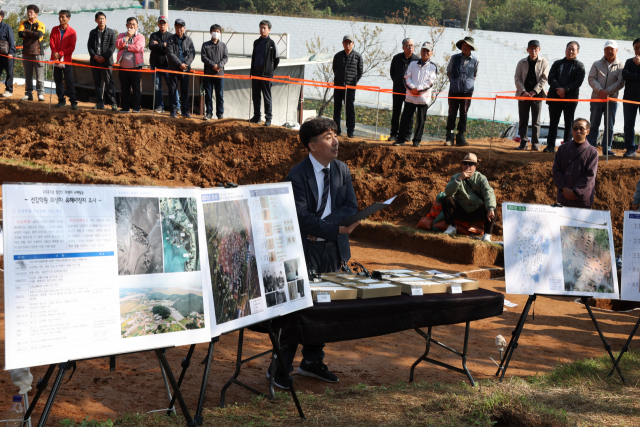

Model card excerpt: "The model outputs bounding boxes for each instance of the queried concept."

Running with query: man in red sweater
[50,10,77,109]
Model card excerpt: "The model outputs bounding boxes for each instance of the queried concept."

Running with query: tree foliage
[183,0,640,40]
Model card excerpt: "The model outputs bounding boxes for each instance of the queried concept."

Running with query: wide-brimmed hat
[462,153,478,164]
[456,36,476,51]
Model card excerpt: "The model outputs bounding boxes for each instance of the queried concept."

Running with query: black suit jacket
[286,157,358,264]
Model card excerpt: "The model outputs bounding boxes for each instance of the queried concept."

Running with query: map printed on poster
[3,183,212,370]
[621,212,640,301]
[504,203,618,299]
[201,182,312,335]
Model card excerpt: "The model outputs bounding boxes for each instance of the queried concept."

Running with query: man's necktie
[317,168,330,216]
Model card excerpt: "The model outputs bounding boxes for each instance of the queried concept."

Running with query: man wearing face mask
[150,15,178,114]
[388,38,418,142]
[167,19,195,119]
[115,17,145,113]
[201,24,228,121]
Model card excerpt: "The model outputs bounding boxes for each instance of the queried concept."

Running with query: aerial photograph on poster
[115,197,164,275]
[159,197,200,273]
[560,226,615,294]
[119,284,205,338]
[203,199,261,324]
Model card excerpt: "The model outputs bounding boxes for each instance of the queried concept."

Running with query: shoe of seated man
[266,369,292,390]
[297,359,339,383]
[444,225,457,235]
[481,234,492,242]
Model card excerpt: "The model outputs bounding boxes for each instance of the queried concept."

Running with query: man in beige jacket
[514,40,549,151]
[586,40,625,155]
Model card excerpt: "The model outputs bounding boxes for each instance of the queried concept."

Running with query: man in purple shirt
[552,118,599,208]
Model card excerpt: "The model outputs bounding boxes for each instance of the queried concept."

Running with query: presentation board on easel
[503,202,618,299]
[620,212,640,301]
[200,182,312,335]
[2,183,213,370]
[3,182,312,370]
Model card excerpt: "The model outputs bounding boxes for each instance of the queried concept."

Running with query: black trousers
[390,93,412,139]
[397,102,428,143]
[53,64,76,104]
[0,56,14,93]
[547,100,578,148]
[251,71,273,121]
[333,88,356,134]
[446,92,473,133]
[91,66,116,105]
[169,72,190,115]
[276,240,339,376]
[118,68,141,111]
[442,196,495,234]
[518,99,542,145]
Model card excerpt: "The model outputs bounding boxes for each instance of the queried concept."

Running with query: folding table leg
[607,316,640,378]
[581,297,625,382]
[496,294,536,382]
[409,327,432,382]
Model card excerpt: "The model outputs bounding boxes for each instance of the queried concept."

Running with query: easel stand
[607,315,640,378]
[495,294,625,382]
[22,348,193,427]
[409,322,475,386]
[172,320,305,423]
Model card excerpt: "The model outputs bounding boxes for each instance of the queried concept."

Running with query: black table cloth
[268,288,504,345]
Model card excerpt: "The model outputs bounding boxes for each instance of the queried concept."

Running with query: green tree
[152,305,171,319]
[476,0,566,34]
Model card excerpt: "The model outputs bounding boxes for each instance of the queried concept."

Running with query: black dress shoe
[265,120,271,127]
[249,116,260,123]
[388,135,397,142]
[542,147,555,153]
[347,132,354,138]
[413,141,420,147]
[392,141,405,146]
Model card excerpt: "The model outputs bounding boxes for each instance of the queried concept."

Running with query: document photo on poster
[503,203,618,299]
[3,183,212,370]
[201,183,313,335]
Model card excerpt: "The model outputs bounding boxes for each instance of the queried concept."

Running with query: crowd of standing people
[0,7,639,151]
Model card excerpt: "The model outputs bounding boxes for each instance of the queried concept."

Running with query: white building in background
[27,7,636,130]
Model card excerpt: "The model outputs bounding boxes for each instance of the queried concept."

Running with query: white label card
[411,285,424,296]
[449,284,462,294]
[316,292,331,303]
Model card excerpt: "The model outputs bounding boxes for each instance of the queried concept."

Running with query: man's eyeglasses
[462,161,476,167]
[572,126,588,131]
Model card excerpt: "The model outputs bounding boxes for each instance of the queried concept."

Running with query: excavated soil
[0,97,637,252]
[1,93,640,423]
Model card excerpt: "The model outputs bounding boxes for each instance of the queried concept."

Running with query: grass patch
[58,351,640,426]
[0,157,58,174]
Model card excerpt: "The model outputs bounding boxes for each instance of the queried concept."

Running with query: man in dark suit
[271,117,360,390]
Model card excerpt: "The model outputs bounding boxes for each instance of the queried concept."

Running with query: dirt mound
[0,99,637,251]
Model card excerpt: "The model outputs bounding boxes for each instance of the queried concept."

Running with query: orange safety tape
[610,97,640,106]
[496,95,607,102]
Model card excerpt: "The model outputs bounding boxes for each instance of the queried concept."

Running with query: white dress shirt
[308,154,332,242]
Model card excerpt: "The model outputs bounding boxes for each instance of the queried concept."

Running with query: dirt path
[1,240,638,423]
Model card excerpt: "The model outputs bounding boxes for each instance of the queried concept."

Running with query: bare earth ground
[1,242,639,423]
[0,82,639,423]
